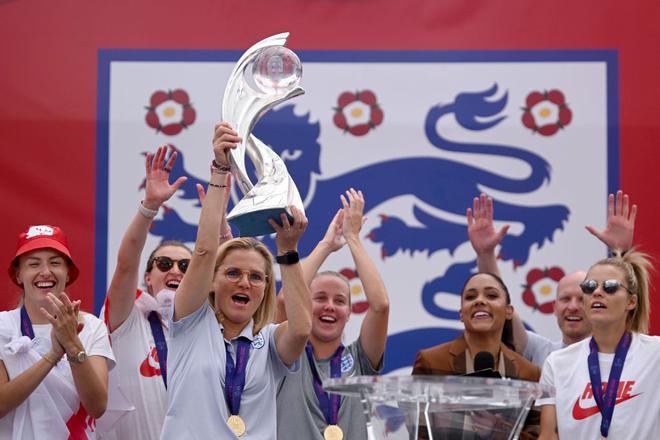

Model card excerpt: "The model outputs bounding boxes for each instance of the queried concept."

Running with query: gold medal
[227,415,246,437]
[323,424,343,440]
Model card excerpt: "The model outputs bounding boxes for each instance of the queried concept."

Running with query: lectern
[323,376,552,440]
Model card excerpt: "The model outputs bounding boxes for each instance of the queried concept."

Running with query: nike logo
[572,393,641,419]
[139,347,162,378]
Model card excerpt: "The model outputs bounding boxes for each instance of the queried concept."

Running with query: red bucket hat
[8,225,79,286]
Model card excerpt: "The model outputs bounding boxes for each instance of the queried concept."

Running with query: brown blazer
[412,334,541,382]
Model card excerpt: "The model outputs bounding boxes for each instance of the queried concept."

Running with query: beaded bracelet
[211,160,232,174]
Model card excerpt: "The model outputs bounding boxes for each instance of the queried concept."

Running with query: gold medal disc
[324,425,343,440]
[227,415,246,437]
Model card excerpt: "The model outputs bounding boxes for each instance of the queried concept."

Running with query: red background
[0,0,658,333]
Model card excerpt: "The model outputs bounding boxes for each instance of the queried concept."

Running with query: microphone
[464,351,502,378]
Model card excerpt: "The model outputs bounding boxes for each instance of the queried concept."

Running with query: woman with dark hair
[98,145,195,440]
[160,122,312,439]
[412,272,537,379]
[0,225,114,439]
[538,250,659,439]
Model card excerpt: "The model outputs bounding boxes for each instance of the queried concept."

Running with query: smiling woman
[412,272,541,439]
[0,225,114,439]
[538,250,660,440]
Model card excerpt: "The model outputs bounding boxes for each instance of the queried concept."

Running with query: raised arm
[344,189,390,369]
[105,146,187,331]
[274,209,345,323]
[467,193,509,277]
[272,207,313,366]
[585,190,636,252]
[173,123,235,320]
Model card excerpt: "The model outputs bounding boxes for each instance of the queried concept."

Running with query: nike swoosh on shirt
[572,393,642,420]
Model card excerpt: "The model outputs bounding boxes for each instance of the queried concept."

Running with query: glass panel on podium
[324,376,553,440]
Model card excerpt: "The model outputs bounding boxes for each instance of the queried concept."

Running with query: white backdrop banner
[96,49,618,374]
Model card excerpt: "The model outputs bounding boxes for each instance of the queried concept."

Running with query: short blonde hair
[208,238,275,336]
[591,248,653,334]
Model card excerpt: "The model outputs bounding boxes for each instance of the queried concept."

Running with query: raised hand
[585,190,637,251]
[212,122,241,167]
[143,145,188,210]
[269,206,308,254]
[319,209,346,252]
[467,193,510,256]
[341,188,366,241]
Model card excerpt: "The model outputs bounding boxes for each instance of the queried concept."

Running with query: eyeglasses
[224,267,267,287]
[152,256,190,274]
[580,279,632,295]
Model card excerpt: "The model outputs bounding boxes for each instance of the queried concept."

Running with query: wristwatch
[67,350,87,364]
[276,251,300,265]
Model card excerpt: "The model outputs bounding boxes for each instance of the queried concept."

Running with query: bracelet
[211,160,232,174]
[208,182,228,189]
[138,201,159,219]
[42,352,60,366]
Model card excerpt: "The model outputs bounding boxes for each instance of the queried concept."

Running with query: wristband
[276,251,299,265]
[138,201,159,219]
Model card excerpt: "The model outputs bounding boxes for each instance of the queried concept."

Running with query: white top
[0,308,115,440]
[539,333,660,440]
[522,330,564,368]
[160,302,297,440]
[97,289,173,440]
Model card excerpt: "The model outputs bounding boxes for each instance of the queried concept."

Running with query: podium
[323,375,552,440]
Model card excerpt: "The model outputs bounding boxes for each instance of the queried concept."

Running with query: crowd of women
[0,122,657,440]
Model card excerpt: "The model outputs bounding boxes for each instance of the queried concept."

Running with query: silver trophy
[222,33,305,237]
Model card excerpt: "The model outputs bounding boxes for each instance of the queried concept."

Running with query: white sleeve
[523,330,554,366]
[83,315,116,369]
[536,354,556,406]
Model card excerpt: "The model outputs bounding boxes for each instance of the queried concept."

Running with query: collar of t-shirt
[221,319,256,352]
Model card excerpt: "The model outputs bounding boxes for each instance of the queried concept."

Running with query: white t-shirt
[523,330,564,368]
[97,290,171,440]
[160,302,297,440]
[0,308,115,440]
[539,333,660,440]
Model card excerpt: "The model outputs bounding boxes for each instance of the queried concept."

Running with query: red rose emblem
[521,89,572,136]
[333,90,384,136]
[145,89,196,135]
[521,266,565,314]
[339,268,369,314]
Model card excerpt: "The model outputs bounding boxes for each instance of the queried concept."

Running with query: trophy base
[228,207,294,237]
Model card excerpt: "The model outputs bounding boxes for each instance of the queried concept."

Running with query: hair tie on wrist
[211,160,232,174]
[138,201,159,219]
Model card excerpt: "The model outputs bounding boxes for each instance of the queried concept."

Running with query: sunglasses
[580,279,632,295]
[224,267,267,287]
[152,256,190,274]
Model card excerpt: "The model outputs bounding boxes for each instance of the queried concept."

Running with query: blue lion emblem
[147,83,569,372]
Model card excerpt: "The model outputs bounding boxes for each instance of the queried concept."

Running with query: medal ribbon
[20,305,35,339]
[305,343,344,426]
[587,331,632,438]
[224,338,252,416]
[147,311,168,389]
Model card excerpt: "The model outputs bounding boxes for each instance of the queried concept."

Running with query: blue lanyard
[587,331,632,438]
[147,311,168,389]
[305,343,344,426]
[224,338,252,416]
[20,306,35,338]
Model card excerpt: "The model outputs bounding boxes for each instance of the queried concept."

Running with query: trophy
[221,33,305,237]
